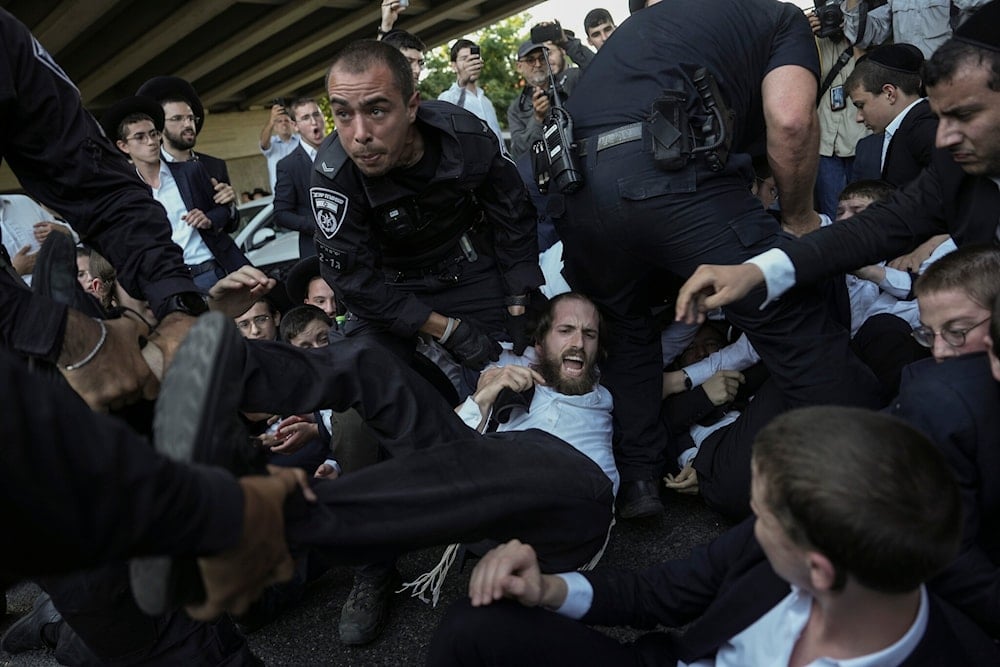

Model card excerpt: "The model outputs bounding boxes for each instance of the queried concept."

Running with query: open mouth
[562,354,585,376]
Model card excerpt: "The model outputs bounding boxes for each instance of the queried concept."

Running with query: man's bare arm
[762,64,821,236]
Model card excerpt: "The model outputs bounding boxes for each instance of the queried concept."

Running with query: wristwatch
[161,291,209,318]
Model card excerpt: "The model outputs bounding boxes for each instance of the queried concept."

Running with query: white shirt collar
[301,142,318,161]
[696,585,929,667]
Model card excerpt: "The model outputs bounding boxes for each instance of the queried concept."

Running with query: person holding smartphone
[259,98,300,191]
[438,39,506,153]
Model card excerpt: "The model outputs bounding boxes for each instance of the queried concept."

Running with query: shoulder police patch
[311,188,349,239]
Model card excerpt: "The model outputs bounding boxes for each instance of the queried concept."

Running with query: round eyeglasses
[910,316,990,348]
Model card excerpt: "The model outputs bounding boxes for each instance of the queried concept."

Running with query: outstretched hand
[186,467,315,620]
[208,266,276,319]
[59,310,160,411]
[675,264,764,324]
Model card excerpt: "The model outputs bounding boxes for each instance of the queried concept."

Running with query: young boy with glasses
[883,243,1000,639]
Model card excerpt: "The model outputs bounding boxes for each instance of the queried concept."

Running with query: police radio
[531,47,584,195]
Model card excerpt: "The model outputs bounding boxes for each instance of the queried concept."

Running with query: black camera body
[814,0,844,39]
[530,21,563,45]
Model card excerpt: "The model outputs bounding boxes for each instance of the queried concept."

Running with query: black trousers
[693,379,787,521]
[427,598,646,666]
[241,336,614,570]
[39,566,253,666]
[557,145,881,483]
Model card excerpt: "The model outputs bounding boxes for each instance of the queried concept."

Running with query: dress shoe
[338,568,400,646]
[129,312,250,616]
[1,592,61,654]
[617,479,664,519]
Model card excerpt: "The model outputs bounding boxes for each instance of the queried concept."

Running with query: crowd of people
[3,0,1000,664]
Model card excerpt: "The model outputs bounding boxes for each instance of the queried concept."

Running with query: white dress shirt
[554,576,929,667]
[438,82,506,154]
[262,133,301,190]
[148,161,214,266]
[455,347,619,494]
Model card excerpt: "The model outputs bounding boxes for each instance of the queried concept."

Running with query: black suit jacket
[163,160,247,273]
[193,151,229,190]
[273,144,316,258]
[785,149,1000,285]
[852,132,883,182]
[882,99,938,189]
[889,353,1000,638]
[581,520,1000,665]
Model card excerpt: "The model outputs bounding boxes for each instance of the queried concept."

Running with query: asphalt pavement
[2,493,731,666]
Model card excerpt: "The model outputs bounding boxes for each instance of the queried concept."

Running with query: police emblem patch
[311,188,349,239]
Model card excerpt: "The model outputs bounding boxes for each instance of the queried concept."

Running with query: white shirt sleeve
[878,266,913,299]
[552,572,594,619]
[456,396,489,433]
[745,249,796,308]
[683,333,760,387]
[661,321,700,367]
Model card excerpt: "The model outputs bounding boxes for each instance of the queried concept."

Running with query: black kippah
[953,0,1000,53]
[861,44,924,74]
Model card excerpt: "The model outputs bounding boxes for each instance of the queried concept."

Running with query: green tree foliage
[418,13,530,130]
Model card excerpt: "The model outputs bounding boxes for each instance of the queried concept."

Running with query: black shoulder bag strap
[817,0,873,106]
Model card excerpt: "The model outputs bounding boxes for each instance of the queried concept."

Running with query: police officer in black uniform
[310,40,543,380]
[0,9,293,663]
[557,0,882,518]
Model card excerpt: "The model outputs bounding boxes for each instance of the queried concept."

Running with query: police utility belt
[532,67,734,193]
[386,232,479,283]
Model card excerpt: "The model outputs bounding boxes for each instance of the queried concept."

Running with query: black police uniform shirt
[566,0,820,156]
[308,100,543,339]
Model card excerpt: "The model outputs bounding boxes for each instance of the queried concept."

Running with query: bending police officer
[556,0,881,518]
[309,41,543,380]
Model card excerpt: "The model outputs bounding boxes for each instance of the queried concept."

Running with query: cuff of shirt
[457,396,489,432]
[552,572,593,619]
[879,266,912,297]
[745,249,795,309]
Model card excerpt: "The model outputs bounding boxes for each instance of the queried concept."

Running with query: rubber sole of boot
[130,312,243,616]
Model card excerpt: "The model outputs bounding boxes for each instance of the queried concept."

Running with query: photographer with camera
[507,21,593,161]
[438,39,505,153]
[841,0,990,59]
[810,2,871,218]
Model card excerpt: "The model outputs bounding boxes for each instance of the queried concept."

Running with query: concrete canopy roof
[7,0,540,116]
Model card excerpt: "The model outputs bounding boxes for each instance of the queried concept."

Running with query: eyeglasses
[126,129,161,143]
[236,314,272,330]
[297,111,325,124]
[911,316,990,348]
[519,54,547,67]
[165,114,201,125]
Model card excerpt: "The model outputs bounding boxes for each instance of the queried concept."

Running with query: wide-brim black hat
[136,75,205,133]
[953,0,1000,52]
[99,95,165,142]
[285,256,323,305]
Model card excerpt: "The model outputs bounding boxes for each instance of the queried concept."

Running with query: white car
[233,196,300,280]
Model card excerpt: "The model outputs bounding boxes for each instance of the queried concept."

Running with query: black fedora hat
[136,75,206,133]
[99,95,164,142]
[285,256,324,305]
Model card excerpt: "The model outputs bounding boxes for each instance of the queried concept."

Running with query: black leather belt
[576,122,643,157]
[187,258,221,276]
[388,253,466,283]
